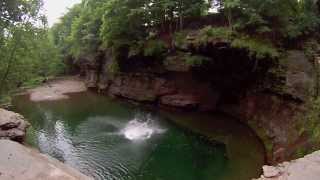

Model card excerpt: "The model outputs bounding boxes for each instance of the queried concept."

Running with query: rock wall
[107,72,220,111]
[79,45,316,164]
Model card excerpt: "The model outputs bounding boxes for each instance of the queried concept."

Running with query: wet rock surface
[0,108,29,143]
[256,150,320,180]
[220,93,305,163]
[0,140,92,180]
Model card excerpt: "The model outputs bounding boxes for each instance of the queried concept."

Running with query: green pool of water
[13,91,264,180]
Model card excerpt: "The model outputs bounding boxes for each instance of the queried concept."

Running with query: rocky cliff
[78,34,318,164]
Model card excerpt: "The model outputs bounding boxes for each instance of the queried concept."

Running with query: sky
[43,0,81,27]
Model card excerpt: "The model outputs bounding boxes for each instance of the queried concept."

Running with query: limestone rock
[220,92,305,164]
[85,69,98,88]
[0,140,92,180]
[160,94,199,109]
[256,150,320,180]
[262,166,281,178]
[284,50,314,101]
[109,74,174,102]
[0,109,29,143]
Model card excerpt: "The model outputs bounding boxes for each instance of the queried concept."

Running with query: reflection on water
[12,91,264,180]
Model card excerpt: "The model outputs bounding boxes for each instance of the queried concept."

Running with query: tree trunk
[227,9,233,31]
[179,0,183,31]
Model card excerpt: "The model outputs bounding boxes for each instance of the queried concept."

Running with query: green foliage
[203,26,232,39]
[50,4,82,56]
[52,0,209,61]
[284,0,320,40]
[0,0,63,101]
[100,0,148,48]
[0,94,12,107]
[185,54,210,67]
[50,0,320,77]
[303,40,320,61]
[176,26,279,60]
[51,1,104,59]
[107,60,120,75]
[198,26,232,42]
[144,40,167,57]
[304,98,320,145]
[128,41,145,58]
[217,0,320,41]
[231,36,280,59]
[293,97,320,157]
[174,31,189,48]
[176,27,233,49]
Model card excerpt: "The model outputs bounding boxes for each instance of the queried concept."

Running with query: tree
[0,0,62,100]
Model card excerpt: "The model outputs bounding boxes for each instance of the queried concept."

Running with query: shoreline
[27,76,87,102]
[0,107,92,180]
[11,77,320,180]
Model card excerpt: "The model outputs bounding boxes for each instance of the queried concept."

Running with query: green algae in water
[12,91,264,180]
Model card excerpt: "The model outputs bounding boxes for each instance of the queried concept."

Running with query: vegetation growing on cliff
[50,0,320,68]
[49,0,320,160]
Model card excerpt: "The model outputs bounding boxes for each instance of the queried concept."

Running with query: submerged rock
[0,108,29,143]
[0,139,92,180]
[256,151,320,180]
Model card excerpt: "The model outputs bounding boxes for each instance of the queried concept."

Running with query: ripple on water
[12,92,265,180]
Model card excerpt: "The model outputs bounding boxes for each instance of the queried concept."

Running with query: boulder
[0,109,29,143]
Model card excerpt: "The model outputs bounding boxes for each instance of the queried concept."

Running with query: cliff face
[78,38,316,164]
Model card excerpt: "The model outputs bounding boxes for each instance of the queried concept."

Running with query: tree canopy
[0,0,62,103]
[51,0,320,62]
[1,0,320,103]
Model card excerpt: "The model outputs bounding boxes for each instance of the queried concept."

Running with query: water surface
[13,92,264,180]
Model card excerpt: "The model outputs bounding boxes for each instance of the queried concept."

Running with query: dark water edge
[12,91,264,180]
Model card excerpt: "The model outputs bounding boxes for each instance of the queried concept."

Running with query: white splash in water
[122,117,166,141]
